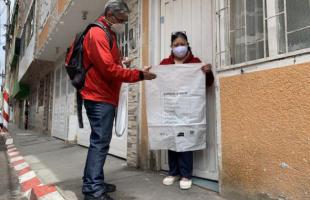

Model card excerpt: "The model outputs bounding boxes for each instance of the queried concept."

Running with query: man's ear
[106,10,114,18]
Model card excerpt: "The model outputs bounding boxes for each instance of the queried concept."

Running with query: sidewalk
[8,125,226,200]
[0,135,26,200]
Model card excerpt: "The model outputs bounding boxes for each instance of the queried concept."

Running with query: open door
[159,0,218,181]
[109,84,128,159]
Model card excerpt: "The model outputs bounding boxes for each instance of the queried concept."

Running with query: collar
[97,16,113,31]
[168,52,194,64]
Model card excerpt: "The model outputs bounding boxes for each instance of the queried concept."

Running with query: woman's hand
[202,64,214,86]
[201,64,212,74]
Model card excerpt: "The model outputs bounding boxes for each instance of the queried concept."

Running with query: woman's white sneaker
[163,176,177,185]
[180,178,192,190]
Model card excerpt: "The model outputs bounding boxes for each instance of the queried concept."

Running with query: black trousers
[168,150,193,179]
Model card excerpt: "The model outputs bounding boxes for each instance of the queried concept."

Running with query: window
[25,3,35,47]
[286,0,310,52]
[217,0,310,68]
[117,22,129,58]
[20,2,35,57]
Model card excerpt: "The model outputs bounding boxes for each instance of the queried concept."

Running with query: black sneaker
[100,193,114,200]
[84,193,113,200]
[106,183,116,193]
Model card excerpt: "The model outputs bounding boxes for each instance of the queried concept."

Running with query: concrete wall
[37,0,71,53]
[25,60,54,134]
[220,63,310,200]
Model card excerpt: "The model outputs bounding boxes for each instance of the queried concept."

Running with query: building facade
[4,0,310,200]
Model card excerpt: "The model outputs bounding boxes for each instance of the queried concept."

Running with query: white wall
[18,35,35,81]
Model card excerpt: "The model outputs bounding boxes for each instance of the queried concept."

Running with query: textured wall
[37,0,71,52]
[126,0,140,167]
[57,0,70,14]
[220,63,310,200]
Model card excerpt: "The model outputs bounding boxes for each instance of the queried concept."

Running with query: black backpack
[65,22,113,128]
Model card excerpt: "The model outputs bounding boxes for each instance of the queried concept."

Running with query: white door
[52,67,68,140]
[77,84,128,159]
[109,84,128,159]
[160,0,218,180]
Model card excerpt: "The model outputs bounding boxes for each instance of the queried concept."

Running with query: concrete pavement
[0,135,26,200]
[7,125,226,200]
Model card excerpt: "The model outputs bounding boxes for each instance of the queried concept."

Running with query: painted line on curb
[10,156,24,163]
[1,131,65,200]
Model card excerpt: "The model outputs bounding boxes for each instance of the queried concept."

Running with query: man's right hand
[142,66,157,80]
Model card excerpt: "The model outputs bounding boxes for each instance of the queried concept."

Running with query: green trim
[11,54,19,69]
[11,82,30,100]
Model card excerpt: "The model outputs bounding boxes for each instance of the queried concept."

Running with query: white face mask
[172,46,189,58]
[111,23,126,34]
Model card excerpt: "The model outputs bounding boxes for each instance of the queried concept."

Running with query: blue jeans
[168,150,193,179]
[82,100,116,198]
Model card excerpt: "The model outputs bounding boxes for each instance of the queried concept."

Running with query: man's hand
[201,64,212,74]
[142,66,157,80]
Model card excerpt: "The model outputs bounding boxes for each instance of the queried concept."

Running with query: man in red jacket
[81,1,156,200]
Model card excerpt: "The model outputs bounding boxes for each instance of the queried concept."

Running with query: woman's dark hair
[171,31,192,52]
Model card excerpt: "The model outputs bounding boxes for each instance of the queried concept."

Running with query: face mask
[172,46,188,58]
[111,23,126,34]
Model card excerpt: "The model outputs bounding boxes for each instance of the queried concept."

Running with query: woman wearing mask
[160,31,214,190]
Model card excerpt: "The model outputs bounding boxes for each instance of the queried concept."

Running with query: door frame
[148,0,222,186]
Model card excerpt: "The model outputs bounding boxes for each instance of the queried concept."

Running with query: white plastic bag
[115,83,128,137]
[145,64,207,152]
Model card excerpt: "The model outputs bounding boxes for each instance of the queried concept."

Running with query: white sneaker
[180,178,192,190]
[163,176,177,186]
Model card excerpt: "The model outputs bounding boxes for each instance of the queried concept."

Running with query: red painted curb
[18,167,32,176]
[30,185,57,200]
[21,177,42,192]
[11,159,25,167]
[5,132,65,200]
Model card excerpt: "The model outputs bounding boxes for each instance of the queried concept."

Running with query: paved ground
[0,136,26,200]
[7,125,226,200]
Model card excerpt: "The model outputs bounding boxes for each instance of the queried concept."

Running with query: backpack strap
[85,22,113,49]
[83,22,114,72]
[76,22,114,129]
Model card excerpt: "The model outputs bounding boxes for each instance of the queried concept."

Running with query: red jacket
[81,16,141,106]
[160,53,214,86]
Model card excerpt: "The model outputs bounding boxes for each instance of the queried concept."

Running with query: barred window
[117,22,129,59]
[20,2,35,57]
[217,0,310,68]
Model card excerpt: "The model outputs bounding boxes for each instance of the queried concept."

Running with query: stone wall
[126,0,141,167]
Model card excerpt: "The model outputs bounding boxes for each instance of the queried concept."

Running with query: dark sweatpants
[168,150,193,179]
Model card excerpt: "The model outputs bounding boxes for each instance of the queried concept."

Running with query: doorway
[150,0,219,181]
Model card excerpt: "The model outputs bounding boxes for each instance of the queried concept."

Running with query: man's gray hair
[103,0,130,16]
